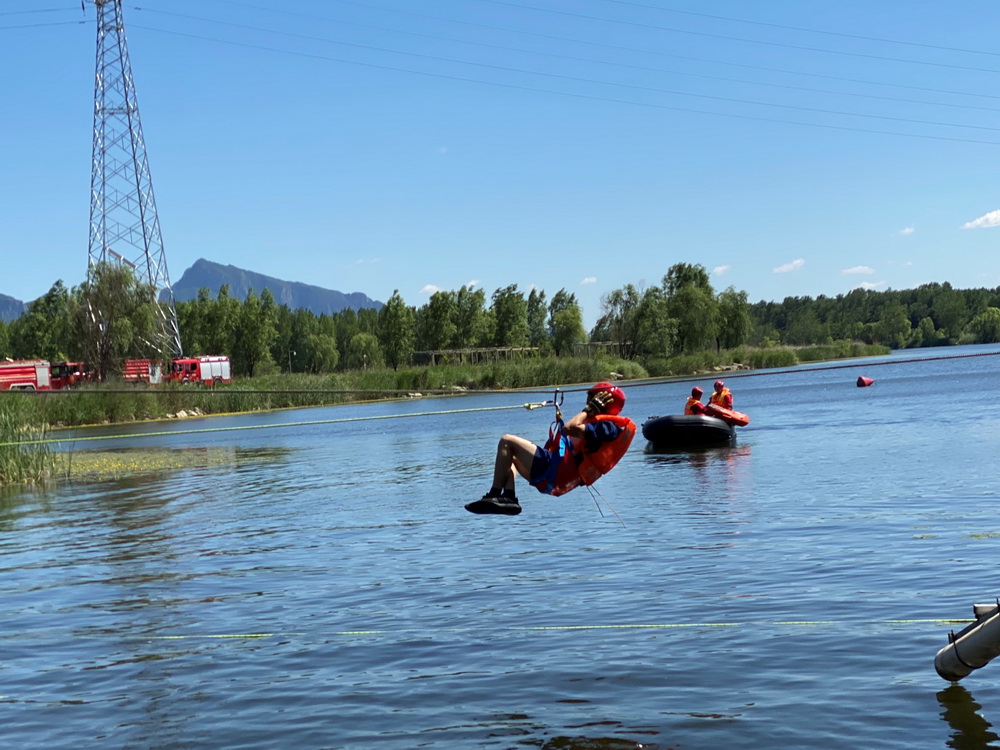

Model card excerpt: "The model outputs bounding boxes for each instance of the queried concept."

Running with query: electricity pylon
[87,0,183,358]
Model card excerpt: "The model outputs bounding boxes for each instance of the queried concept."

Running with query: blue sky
[3,0,1000,329]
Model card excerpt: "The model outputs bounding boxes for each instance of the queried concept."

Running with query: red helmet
[692,386,703,397]
[587,381,625,416]
[714,380,725,389]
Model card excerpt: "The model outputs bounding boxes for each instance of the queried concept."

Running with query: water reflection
[0,483,31,531]
[938,685,1000,750]
[643,443,751,467]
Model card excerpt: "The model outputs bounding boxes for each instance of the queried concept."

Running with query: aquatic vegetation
[0,398,54,485]
[55,446,266,482]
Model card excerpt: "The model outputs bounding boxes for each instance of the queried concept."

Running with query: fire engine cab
[49,361,94,390]
[0,360,52,391]
[169,356,232,385]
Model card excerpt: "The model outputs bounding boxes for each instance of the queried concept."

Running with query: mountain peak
[170,259,383,314]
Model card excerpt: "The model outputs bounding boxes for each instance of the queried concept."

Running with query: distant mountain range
[0,259,383,323]
[0,293,27,323]
[168,259,383,314]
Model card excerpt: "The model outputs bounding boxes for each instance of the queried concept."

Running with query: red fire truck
[0,360,53,391]
[49,361,95,390]
[123,359,164,385]
[168,356,232,385]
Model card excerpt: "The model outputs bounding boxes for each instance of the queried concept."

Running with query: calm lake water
[4,345,1000,749]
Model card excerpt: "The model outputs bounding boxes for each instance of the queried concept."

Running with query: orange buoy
[856,376,874,387]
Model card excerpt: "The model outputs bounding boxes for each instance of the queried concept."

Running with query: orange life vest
[709,387,732,408]
[543,414,636,497]
[684,397,704,415]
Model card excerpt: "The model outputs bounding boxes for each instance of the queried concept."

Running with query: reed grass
[0,398,54,485]
[643,341,889,376]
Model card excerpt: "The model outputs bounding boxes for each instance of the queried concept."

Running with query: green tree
[377,290,416,370]
[357,308,380,336]
[69,263,162,381]
[932,284,967,341]
[547,289,577,335]
[916,316,941,347]
[592,284,643,358]
[270,303,295,371]
[175,288,211,355]
[333,308,359,366]
[303,333,339,372]
[454,286,488,348]
[593,284,676,360]
[662,262,712,297]
[0,320,9,359]
[875,302,913,349]
[783,308,825,346]
[551,305,587,356]
[490,284,529,347]
[232,288,278,377]
[206,285,239,356]
[716,287,752,350]
[660,264,718,353]
[669,285,718,353]
[634,286,677,359]
[549,290,587,356]
[345,332,384,370]
[968,307,1000,343]
[526,288,549,351]
[415,291,457,351]
[9,281,71,361]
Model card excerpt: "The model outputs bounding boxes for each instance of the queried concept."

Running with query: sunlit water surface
[4,346,1000,749]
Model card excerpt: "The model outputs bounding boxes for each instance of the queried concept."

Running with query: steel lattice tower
[87,0,183,357]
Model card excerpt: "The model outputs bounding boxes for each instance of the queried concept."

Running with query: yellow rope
[0,402,548,448]
[137,617,971,640]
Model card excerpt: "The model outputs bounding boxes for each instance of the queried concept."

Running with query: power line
[480,0,1000,75]
[205,0,1000,103]
[128,11,1000,140]
[598,0,1000,59]
[0,20,87,30]
[128,22,1000,146]
[7,2,999,143]
[0,7,79,16]
[149,4,1000,116]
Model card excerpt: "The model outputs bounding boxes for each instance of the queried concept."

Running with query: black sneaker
[465,494,522,515]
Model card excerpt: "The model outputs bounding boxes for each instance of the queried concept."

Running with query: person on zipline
[466,382,635,516]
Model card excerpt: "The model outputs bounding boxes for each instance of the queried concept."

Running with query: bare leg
[492,434,539,491]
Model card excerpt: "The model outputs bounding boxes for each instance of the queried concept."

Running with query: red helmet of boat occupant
[714,380,725,389]
[587,382,626,416]
[692,386,703,397]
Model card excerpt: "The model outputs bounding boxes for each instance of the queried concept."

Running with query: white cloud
[898,226,915,236]
[419,284,441,294]
[773,258,804,274]
[858,281,886,290]
[961,209,1000,229]
[354,257,380,265]
[464,279,479,289]
[842,265,875,275]
[580,276,597,285]
[712,264,732,276]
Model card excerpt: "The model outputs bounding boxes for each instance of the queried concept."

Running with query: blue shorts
[528,445,560,489]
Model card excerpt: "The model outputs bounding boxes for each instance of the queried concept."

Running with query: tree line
[2,263,999,378]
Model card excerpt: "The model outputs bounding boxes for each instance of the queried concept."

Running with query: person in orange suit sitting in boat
[685,386,706,415]
[709,380,733,410]
[466,383,635,516]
